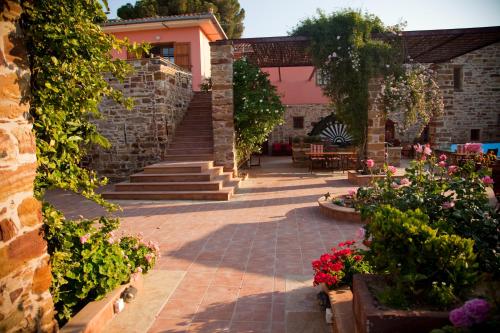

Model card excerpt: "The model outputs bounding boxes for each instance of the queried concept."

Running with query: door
[174,42,191,72]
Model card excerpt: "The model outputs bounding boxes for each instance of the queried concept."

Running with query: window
[470,129,480,141]
[453,66,463,91]
[316,70,328,86]
[293,117,304,129]
[150,43,175,63]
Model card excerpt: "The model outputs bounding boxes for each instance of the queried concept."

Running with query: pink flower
[136,267,143,273]
[80,233,90,244]
[400,178,410,186]
[348,189,356,196]
[442,201,455,209]
[387,165,397,174]
[145,253,154,263]
[390,182,399,189]
[482,176,494,185]
[449,307,473,328]
[356,227,366,239]
[421,155,427,161]
[423,144,432,156]
[448,165,459,174]
[463,298,490,323]
[413,144,423,153]
[366,159,375,168]
[439,154,447,161]
[438,161,447,168]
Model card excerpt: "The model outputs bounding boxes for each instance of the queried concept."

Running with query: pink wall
[110,27,210,90]
[262,66,330,105]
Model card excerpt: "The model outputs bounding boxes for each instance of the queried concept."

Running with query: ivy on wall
[233,58,285,163]
[21,0,158,324]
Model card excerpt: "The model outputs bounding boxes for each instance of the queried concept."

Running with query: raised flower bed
[317,195,362,223]
[352,274,450,333]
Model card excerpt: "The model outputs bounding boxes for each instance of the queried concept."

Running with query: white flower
[331,52,337,58]
[337,35,341,40]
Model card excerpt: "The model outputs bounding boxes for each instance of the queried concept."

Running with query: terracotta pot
[352,274,450,333]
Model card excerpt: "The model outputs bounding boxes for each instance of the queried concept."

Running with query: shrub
[354,148,499,277]
[233,58,285,163]
[367,205,477,309]
[312,240,371,289]
[44,204,159,324]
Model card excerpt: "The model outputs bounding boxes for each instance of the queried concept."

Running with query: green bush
[367,205,477,309]
[44,204,158,324]
[233,58,285,163]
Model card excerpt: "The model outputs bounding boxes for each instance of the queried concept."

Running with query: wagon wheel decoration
[308,114,353,144]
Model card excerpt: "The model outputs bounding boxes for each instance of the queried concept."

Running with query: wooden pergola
[230,26,500,67]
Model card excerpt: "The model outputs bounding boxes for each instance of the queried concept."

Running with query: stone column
[366,77,386,165]
[210,41,237,174]
[0,2,56,332]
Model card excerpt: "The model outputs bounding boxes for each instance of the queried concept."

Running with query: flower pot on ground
[352,274,450,333]
[317,194,362,223]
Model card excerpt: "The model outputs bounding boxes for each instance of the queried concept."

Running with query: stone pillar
[210,41,237,174]
[366,77,386,166]
[0,2,56,332]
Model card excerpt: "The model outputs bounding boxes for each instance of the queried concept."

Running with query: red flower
[354,255,362,261]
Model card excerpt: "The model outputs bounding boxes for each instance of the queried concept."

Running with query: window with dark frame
[470,129,480,141]
[453,66,463,91]
[150,43,175,63]
[293,117,304,129]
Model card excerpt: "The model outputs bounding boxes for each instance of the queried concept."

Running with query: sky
[106,0,500,37]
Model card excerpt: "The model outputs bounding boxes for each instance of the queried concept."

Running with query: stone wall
[86,58,193,181]
[366,77,386,165]
[268,104,333,144]
[430,42,500,148]
[210,41,237,173]
[0,2,56,332]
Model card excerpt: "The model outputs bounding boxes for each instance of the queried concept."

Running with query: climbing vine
[21,0,158,324]
[233,58,285,163]
[292,10,442,152]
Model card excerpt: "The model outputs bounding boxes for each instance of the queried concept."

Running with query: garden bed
[352,274,450,333]
[60,275,143,333]
[317,196,362,223]
[347,171,403,186]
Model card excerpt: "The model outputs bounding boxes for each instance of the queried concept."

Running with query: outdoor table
[305,152,357,172]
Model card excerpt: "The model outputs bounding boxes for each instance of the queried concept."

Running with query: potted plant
[318,190,363,223]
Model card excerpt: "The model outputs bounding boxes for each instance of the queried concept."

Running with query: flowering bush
[354,146,499,277]
[367,205,477,309]
[430,298,499,333]
[44,204,159,324]
[312,241,371,289]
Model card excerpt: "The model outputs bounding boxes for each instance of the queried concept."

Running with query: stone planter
[352,274,450,333]
[61,275,143,333]
[347,171,403,186]
[318,196,362,223]
[320,283,355,333]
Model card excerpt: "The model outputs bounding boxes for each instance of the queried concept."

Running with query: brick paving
[46,156,361,333]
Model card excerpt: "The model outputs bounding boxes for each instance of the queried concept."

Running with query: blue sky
[107,0,500,37]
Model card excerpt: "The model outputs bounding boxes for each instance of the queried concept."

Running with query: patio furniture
[308,144,326,172]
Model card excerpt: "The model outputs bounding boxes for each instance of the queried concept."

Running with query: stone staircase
[102,92,240,201]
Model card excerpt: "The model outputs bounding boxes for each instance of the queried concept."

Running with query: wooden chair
[309,144,325,172]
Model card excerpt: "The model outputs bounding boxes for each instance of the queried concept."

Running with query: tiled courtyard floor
[46,156,361,333]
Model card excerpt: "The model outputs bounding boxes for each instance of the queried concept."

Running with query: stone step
[163,154,214,161]
[168,142,213,149]
[114,181,222,191]
[102,189,233,201]
[130,170,220,182]
[177,125,213,130]
[170,136,213,143]
[142,161,213,174]
[166,147,214,155]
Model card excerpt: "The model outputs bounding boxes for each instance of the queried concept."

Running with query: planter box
[321,284,355,333]
[318,196,362,223]
[347,171,403,186]
[61,275,143,333]
[352,274,450,333]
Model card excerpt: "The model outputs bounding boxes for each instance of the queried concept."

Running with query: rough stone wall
[268,104,333,144]
[86,58,193,181]
[430,42,500,149]
[0,2,56,332]
[366,77,386,165]
[210,41,237,173]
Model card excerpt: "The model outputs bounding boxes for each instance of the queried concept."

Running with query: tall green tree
[117,0,245,38]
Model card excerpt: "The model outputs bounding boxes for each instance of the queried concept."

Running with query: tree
[233,58,285,164]
[117,0,245,38]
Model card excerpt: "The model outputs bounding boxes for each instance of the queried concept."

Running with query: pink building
[102,13,227,91]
